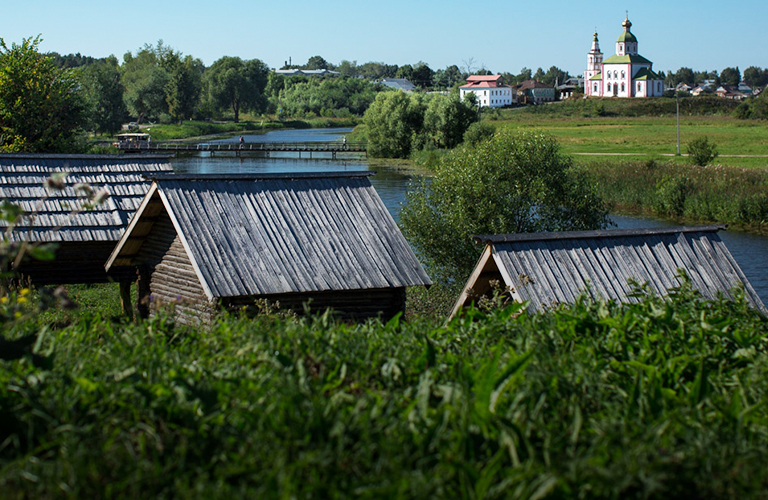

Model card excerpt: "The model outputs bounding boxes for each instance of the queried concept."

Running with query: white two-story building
[460,75,514,107]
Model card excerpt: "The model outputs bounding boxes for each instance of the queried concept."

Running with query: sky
[4,0,766,77]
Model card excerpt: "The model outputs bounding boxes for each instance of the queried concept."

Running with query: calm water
[171,128,768,305]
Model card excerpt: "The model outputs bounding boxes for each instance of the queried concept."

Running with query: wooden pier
[116,141,367,159]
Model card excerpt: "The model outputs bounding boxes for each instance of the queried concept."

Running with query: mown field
[2,282,768,499]
[476,97,768,170]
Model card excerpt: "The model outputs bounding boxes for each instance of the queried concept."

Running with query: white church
[584,16,664,98]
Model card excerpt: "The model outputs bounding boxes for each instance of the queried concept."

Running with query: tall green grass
[581,158,768,230]
[2,283,768,498]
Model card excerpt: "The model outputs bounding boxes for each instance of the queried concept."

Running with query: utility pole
[676,92,681,155]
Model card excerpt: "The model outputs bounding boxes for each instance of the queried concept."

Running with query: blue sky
[4,0,765,77]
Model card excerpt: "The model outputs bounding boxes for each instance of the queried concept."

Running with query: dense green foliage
[2,283,768,498]
[363,91,477,158]
[120,44,173,124]
[267,75,382,118]
[78,57,128,136]
[400,129,609,283]
[582,159,768,228]
[204,56,269,122]
[423,93,478,149]
[734,92,768,120]
[0,37,89,152]
[363,91,426,158]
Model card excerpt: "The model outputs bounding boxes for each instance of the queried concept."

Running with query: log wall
[134,212,214,325]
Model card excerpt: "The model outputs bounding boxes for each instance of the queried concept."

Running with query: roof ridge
[474,225,727,244]
[147,172,374,181]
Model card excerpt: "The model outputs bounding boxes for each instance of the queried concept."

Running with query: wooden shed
[450,225,766,319]
[0,153,173,285]
[105,172,432,323]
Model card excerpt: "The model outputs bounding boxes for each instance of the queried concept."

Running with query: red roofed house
[460,75,514,108]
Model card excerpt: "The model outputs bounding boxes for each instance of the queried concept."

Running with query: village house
[514,80,556,104]
[449,225,765,320]
[460,75,514,108]
[105,172,432,324]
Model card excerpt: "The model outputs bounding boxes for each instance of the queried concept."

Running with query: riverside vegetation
[2,280,768,498]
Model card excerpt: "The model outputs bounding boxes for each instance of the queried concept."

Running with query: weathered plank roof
[107,172,432,299]
[0,154,173,242]
[451,225,765,317]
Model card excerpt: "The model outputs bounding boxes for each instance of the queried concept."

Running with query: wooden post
[119,280,134,320]
[137,265,151,319]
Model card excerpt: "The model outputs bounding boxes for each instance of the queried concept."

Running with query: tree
[668,67,695,87]
[362,91,425,158]
[720,67,740,87]
[357,62,398,79]
[0,36,88,152]
[399,129,610,282]
[516,67,533,84]
[533,67,546,82]
[204,56,269,122]
[305,55,329,70]
[396,64,414,82]
[411,62,434,89]
[164,53,203,122]
[543,66,569,87]
[80,56,127,135]
[422,93,476,149]
[337,60,359,78]
[432,65,463,90]
[121,44,170,123]
[743,66,768,88]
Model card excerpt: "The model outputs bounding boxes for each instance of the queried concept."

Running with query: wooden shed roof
[0,154,173,243]
[450,225,765,317]
[106,172,432,299]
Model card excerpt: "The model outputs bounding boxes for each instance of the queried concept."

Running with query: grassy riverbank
[580,158,768,232]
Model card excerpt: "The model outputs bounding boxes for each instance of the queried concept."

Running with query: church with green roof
[584,16,664,98]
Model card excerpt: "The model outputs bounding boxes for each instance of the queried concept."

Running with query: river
[171,128,768,305]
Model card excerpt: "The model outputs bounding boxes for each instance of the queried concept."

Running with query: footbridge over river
[116,140,367,159]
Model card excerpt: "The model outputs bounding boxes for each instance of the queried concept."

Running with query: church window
[621,71,625,79]
[614,71,618,78]
[621,83,625,92]
[593,83,598,92]
[607,83,611,92]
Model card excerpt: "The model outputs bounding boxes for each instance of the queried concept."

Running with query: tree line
[665,66,768,88]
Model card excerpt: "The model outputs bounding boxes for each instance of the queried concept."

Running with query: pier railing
[115,141,367,154]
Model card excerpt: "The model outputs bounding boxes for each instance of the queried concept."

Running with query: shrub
[462,121,495,147]
[687,136,719,166]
